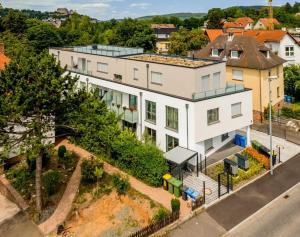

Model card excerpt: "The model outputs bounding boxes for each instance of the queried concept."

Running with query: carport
[164,146,199,181]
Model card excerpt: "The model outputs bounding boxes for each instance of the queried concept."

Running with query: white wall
[278,34,300,65]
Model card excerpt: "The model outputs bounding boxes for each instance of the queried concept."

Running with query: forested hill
[138,12,206,20]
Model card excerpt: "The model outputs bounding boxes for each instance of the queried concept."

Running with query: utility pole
[269,76,277,175]
[269,0,274,30]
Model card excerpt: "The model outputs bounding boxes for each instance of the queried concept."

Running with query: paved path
[239,129,300,162]
[228,183,300,237]
[39,157,83,235]
[55,139,191,218]
[169,152,300,237]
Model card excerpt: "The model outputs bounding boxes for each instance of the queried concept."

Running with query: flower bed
[243,147,270,170]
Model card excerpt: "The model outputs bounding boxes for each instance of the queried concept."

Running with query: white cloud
[130,3,150,9]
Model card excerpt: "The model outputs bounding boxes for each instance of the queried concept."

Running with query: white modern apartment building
[49,45,253,164]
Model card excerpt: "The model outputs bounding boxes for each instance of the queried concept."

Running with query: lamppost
[269,75,277,175]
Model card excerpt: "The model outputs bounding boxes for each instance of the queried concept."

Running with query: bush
[58,145,67,159]
[152,208,169,223]
[42,169,62,196]
[26,150,51,172]
[112,129,169,187]
[171,198,180,213]
[244,147,270,169]
[281,106,300,120]
[112,174,130,195]
[81,158,103,183]
[59,151,78,169]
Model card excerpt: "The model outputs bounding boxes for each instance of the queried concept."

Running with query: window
[285,46,294,57]
[129,95,137,110]
[146,100,156,123]
[114,74,122,81]
[204,138,213,153]
[222,133,229,142]
[151,71,162,85]
[166,135,179,151]
[133,68,138,80]
[145,127,156,144]
[166,106,178,131]
[201,75,210,92]
[232,69,243,81]
[231,102,242,118]
[277,87,280,98]
[211,49,219,57]
[212,72,221,89]
[231,50,239,59]
[97,62,108,73]
[207,108,219,125]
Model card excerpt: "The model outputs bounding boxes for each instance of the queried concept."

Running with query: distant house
[42,18,62,28]
[254,18,280,30]
[191,34,285,121]
[0,43,10,70]
[55,8,72,17]
[151,24,178,54]
[223,17,254,30]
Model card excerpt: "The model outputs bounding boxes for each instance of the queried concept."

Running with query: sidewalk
[55,139,191,218]
[169,152,300,237]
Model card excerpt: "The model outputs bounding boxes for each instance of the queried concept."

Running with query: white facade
[265,34,300,65]
[50,45,253,165]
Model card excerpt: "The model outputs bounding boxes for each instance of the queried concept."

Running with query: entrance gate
[217,172,233,197]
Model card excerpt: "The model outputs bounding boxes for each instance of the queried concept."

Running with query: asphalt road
[228,183,300,237]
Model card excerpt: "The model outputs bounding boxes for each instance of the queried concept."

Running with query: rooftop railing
[67,65,92,76]
[192,83,245,100]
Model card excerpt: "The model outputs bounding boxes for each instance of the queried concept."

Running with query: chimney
[0,43,4,54]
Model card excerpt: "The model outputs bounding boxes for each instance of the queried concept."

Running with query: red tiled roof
[0,53,10,70]
[235,17,254,25]
[257,18,280,28]
[205,29,223,42]
[243,30,286,43]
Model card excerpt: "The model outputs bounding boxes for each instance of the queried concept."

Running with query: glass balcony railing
[67,65,92,75]
[107,103,138,124]
[192,83,245,100]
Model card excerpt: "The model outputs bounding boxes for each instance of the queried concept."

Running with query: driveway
[228,183,300,237]
[169,152,300,237]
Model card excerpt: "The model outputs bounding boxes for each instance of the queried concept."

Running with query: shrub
[152,208,169,223]
[26,150,51,172]
[112,174,130,195]
[42,169,62,196]
[281,106,300,120]
[244,147,270,169]
[59,151,78,169]
[171,198,180,213]
[58,145,67,159]
[81,158,103,183]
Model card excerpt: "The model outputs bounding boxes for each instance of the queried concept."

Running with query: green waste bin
[163,174,172,191]
[172,179,183,198]
[168,177,176,194]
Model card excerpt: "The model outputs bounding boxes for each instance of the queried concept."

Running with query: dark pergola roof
[164,146,198,166]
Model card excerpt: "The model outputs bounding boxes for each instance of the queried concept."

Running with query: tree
[0,52,75,213]
[168,28,208,56]
[284,64,300,100]
[207,8,225,29]
[1,10,27,33]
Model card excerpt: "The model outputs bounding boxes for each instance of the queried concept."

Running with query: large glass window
[145,127,156,145]
[146,100,156,123]
[212,72,221,89]
[285,46,294,57]
[231,102,242,118]
[166,135,179,151]
[207,108,219,125]
[129,95,137,110]
[166,106,178,131]
[201,75,210,92]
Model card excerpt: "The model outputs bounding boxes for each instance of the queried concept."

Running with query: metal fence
[128,211,180,237]
[252,117,300,145]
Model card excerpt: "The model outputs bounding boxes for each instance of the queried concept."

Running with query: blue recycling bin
[286,96,292,103]
[284,95,288,102]
[240,136,247,148]
[234,134,241,146]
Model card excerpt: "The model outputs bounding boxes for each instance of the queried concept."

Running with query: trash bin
[163,173,172,191]
[172,179,183,198]
[181,186,188,201]
[168,177,176,194]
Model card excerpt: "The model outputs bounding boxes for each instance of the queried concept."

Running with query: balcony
[192,83,245,100]
[67,65,92,76]
[107,103,138,124]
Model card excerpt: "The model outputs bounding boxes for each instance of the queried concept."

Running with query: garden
[206,141,272,189]
[55,157,170,237]
[4,145,79,222]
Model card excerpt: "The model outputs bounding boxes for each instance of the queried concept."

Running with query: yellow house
[151,24,178,54]
[192,34,285,121]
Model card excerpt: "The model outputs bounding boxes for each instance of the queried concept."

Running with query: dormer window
[231,50,239,59]
[211,49,219,57]
[267,51,270,59]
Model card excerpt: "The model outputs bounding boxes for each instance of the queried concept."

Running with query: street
[228,183,300,237]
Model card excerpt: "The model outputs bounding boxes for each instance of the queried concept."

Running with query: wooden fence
[128,211,180,237]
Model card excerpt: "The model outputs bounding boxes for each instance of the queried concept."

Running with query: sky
[1,0,297,20]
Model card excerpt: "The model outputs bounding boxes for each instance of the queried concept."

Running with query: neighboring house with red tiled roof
[205,29,223,42]
[0,43,10,70]
[191,34,285,121]
[254,18,280,30]
[223,17,254,30]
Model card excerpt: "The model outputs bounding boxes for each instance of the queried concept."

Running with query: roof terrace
[125,54,215,68]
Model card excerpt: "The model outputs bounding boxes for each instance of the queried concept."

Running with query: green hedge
[281,106,300,120]
[42,169,62,196]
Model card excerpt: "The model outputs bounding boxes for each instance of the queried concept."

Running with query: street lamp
[268,75,277,175]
